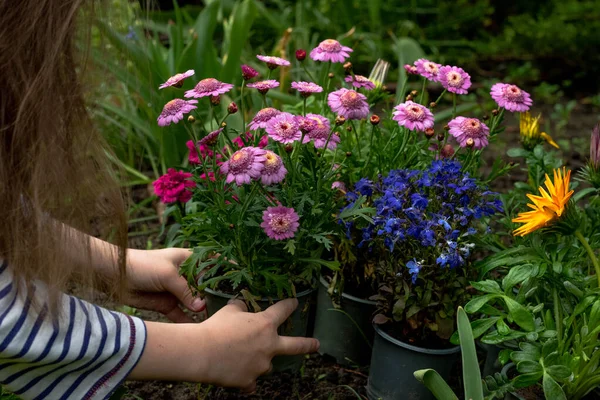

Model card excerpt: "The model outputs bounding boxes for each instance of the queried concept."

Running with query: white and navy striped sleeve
[0,260,147,400]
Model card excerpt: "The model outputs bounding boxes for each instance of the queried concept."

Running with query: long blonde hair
[0,0,128,311]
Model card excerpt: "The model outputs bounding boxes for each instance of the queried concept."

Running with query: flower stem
[433,89,446,107]
[240,81,246,132]
[398,75,408,104]
[575,230,600,287]
[452,93,457,118]
[302,63,317,82]
[419,77,426,104]
[303,97,307,117]
[351,120,362,158]
[552,287,563,352]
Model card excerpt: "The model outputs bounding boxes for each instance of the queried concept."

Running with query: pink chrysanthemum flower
[266,113,302,144]
[261,150,287,185]
[438,66,471,95]
[248,108,281,131]
[153,168,195,204]
[157,99,198,127]
[403,64,418,75]
[220,147,267,186]
[392,101,435,132]
[185,78,234,98]
[328,88,370,120]
[310,39,353,63]
[247,80,280,94]
[448,117,490,149]
[332,181,347,192]
[159,70,195,89]
[298,114,338,149]
[261,206,300,240]
[344,75,375,90]
[291,81,323,97]
[490,83,533,112]
[241,64,259,81]
[414,59,441,82]
[256,55,291,69]
[199,128,223,147]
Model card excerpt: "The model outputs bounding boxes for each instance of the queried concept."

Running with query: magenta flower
[247,80,280,94]
[241,64,259,81]
[153,168,195,204]
[187,141,221,165]
[157,99,198,127]
[298,114,338,149]
[159,70,195,89]
[345,75,375,90]
[256,55,291,69]
[490,83,533,112]
[261,206,300,240]
[266,113,302,144]
[261,150,287,185]
[438,66,471,95]
[220,147,267,186]
[185,78,234,98]
[403,64,418,75]
[199,128,223,147]
[414,59,441,82]
[248,108,281,130]
[291,81,323,97]
[310,39,353,63]
[328,88,369,120]
[392,101,435,132]
[448,117,490,149]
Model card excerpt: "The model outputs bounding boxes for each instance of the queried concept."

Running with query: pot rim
[202,281,316,302]
[373,323,460,355]
[319,276,376,306]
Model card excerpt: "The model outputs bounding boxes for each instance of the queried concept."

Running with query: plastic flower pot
[367,324,460,400]
[313,276,376,365]
[202,284,317,372]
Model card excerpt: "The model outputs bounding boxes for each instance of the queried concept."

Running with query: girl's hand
[124,248,205,322]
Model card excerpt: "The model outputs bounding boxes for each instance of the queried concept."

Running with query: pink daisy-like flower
[438,66,471,95]
[248,108,281,131]
[261,206,300,240]
[403,64,418,75]
[256,55,291,70]
[328,88,369,120]
[241,64,259,81]
[153,168,195,204]
[392,101,435,132]
[266,113,302,144]
[199,128,223,147]
[157,99,198,127]
[332,181,346,191]
[291,81,323,97]
[310,39,353,63]
[220,147,267,186]
[414,59,441,82]
[448,117,490,149]
[247,80,280,95]
[298,114,338,149]
[185,78,234,98]
[261,150,287,185]
[159,70,195,89]
[344,75,375,90]
[490,83,533,112]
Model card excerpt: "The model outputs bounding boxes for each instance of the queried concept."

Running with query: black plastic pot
[313,276,376,365]
[367,324,460,400]
[203,285,316,372]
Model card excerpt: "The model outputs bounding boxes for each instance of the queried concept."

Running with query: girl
[0,0,319,399]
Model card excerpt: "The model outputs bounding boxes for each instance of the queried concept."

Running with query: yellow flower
[512,167,574,236]
[519,112,559,150]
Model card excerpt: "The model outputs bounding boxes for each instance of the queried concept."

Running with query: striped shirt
[0,260,147,399]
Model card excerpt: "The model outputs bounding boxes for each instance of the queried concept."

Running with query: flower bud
[295,49,306,62]
[482,114,489,121]
[227,102,238,114]
[343,62,353,75]
[284,144,293,153]
[424,128,435,139]
[405,94,413,101]
[441,144,455,158]
[221,121,227,128]
[509,161,516,167]
[187,115,196,123]
[346,125,352,132]
[466,138,475,148]
[429,102,436,108]
[241,64,259,81]
[437,133,445,142]
[410,90,418,96]
[492,109,499,116]
[370,115,380,125]
[210,95,220,106]
[444,124,449,131]
[335,115,346,126]
[403,64,418,75]
[328,72,334,79]
[346,151,352,157]
[229,223,235,229]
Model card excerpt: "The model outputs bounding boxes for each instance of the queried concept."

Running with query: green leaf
[573,187,598,203]
[464,294,501,314]
[517,360,543,374]
[457,308,484,400]
[542,340,558,359]
[503,297,535,331]
[298,258,340,271]
[481,330,528,345]
[284,239,296,255]
[513,372,543,388]
[413,369,459,400]
[502,264,535,292]
[507,148,531,158]
[496,318,511,335]
[471,280,503,294]
[542,373,566,400]
[546,365,571,381]
[450,317,499,345]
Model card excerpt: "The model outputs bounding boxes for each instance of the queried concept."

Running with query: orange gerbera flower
[512,167,574,236]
